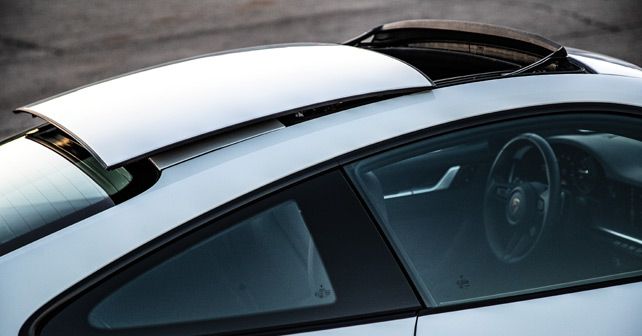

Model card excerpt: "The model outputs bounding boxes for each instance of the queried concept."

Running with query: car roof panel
[19,44,432,169]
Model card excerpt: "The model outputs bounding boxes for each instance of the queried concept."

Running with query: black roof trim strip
[503,46,568,76]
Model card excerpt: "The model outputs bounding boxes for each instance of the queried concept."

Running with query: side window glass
[38,171,419,336]
[346,114,642,307]
[89,200,335,329]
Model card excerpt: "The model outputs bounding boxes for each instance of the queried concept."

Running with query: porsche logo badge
[510,196,521,214]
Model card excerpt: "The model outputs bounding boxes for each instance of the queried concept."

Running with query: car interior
[349,114,642,306]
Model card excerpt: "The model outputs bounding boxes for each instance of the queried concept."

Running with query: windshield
[0,126,150,255]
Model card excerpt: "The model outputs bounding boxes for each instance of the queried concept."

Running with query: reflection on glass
[0,137,110,245]
[89,200,335,329]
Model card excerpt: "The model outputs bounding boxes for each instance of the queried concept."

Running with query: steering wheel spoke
[503,230,523,260]
[537,189,548,214]
[489,181,511,201]
[529,182,549,214]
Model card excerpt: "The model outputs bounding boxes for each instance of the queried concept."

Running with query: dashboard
[549,133,642,258]
[556,144,601,195]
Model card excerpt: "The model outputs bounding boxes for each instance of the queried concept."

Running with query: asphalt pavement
[1,0,640,136]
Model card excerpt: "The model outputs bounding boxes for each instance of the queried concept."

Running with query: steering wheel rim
[484,133,561,263]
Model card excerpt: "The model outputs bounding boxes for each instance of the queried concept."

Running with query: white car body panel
[417,281,642,336]
[2,74,642,335]
[149,119,285,169]
[292,317,416,336]
[567,48,642,79]
[571,54,642,79]
[21,44,431,169]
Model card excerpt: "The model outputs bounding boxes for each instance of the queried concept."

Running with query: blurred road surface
[1,0,640,135]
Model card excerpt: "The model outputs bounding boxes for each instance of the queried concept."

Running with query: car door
[345,110,642,335]
[26,170,420,336]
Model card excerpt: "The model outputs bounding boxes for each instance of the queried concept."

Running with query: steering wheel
[484,133,561,263]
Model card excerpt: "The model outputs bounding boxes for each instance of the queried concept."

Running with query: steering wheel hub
[506,184,537,226]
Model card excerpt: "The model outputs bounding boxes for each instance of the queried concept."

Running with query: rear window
[0,126,158,255]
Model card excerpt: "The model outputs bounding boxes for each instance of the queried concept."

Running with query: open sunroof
[346,20,586,83]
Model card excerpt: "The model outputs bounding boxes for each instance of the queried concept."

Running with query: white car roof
[19,44,432,169]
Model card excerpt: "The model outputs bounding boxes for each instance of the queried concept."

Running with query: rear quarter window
[33,170,420,336]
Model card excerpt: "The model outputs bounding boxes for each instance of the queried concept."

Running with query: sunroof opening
[375,46,521,81]
[347,20,588,84]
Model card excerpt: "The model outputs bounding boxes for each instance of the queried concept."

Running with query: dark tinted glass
[347,114,642,307]
[89,200,335,328]
[38,170,419,336]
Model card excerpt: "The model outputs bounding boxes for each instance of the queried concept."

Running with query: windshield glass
[0,126,141,255]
